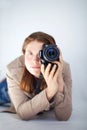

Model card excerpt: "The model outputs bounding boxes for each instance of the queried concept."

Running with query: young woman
[6,31,72,120]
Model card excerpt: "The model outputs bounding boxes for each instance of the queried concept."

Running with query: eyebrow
[26,49,40,55]
[26,49,32,52]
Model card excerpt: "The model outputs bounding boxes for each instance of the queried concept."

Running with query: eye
[29,51,33,55]
[26,50,33,55]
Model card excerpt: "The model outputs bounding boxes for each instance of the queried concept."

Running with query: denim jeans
[0,78,10,105]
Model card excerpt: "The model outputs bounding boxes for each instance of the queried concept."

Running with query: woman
[6,31,72,120]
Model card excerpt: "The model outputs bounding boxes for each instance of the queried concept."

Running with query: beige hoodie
[6,55,72,121]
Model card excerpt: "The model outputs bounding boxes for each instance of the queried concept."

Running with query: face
[25,40,44,78]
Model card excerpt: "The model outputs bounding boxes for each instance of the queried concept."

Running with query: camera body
[39,44,60,67]
[35,44,60,94]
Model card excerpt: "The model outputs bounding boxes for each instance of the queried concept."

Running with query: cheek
[25,54,30,60]
[25,55,31,66]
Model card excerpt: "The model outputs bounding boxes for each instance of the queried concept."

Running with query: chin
[30,71,40,78]
[33,73,40,78]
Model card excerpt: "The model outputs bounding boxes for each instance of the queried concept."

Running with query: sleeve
[6,66,50,120]
[54,63,72,121]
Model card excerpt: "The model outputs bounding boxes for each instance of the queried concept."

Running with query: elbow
[16,107,33,121]
[55,111,72,121]
[17,112,30,121]
[54,105,72,121]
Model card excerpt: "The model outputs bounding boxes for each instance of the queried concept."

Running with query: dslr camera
[35,44,60,94]
[39,44,60,67]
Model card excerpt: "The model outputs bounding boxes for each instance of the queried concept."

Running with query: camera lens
[47,48,57,59]
[43,45,59,62]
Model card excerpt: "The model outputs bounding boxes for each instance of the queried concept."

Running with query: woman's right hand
[41,63,59,100]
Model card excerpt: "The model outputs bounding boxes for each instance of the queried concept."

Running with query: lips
[31,66,40,69]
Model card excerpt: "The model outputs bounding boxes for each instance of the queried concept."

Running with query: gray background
[0,0,87,129]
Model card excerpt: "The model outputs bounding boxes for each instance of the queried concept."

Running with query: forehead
[26,40,44,51]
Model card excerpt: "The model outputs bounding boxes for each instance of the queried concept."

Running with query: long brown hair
[20,31,56,93]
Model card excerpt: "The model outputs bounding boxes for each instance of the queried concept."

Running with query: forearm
[46,76,64,101]
[54,85,72,121]
[17,90,50,120]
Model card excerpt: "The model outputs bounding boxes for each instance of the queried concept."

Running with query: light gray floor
[0,99,87,130]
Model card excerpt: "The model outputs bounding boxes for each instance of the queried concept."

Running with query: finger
[52,61,59,65]
[54,66,59,79]
[55,62,62,79]
[41,64,45,74]
[59,55,63,69]
[49,64,58,78]
[44,63,51,77]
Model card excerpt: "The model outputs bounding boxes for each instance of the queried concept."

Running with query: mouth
[31,66,40,69]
